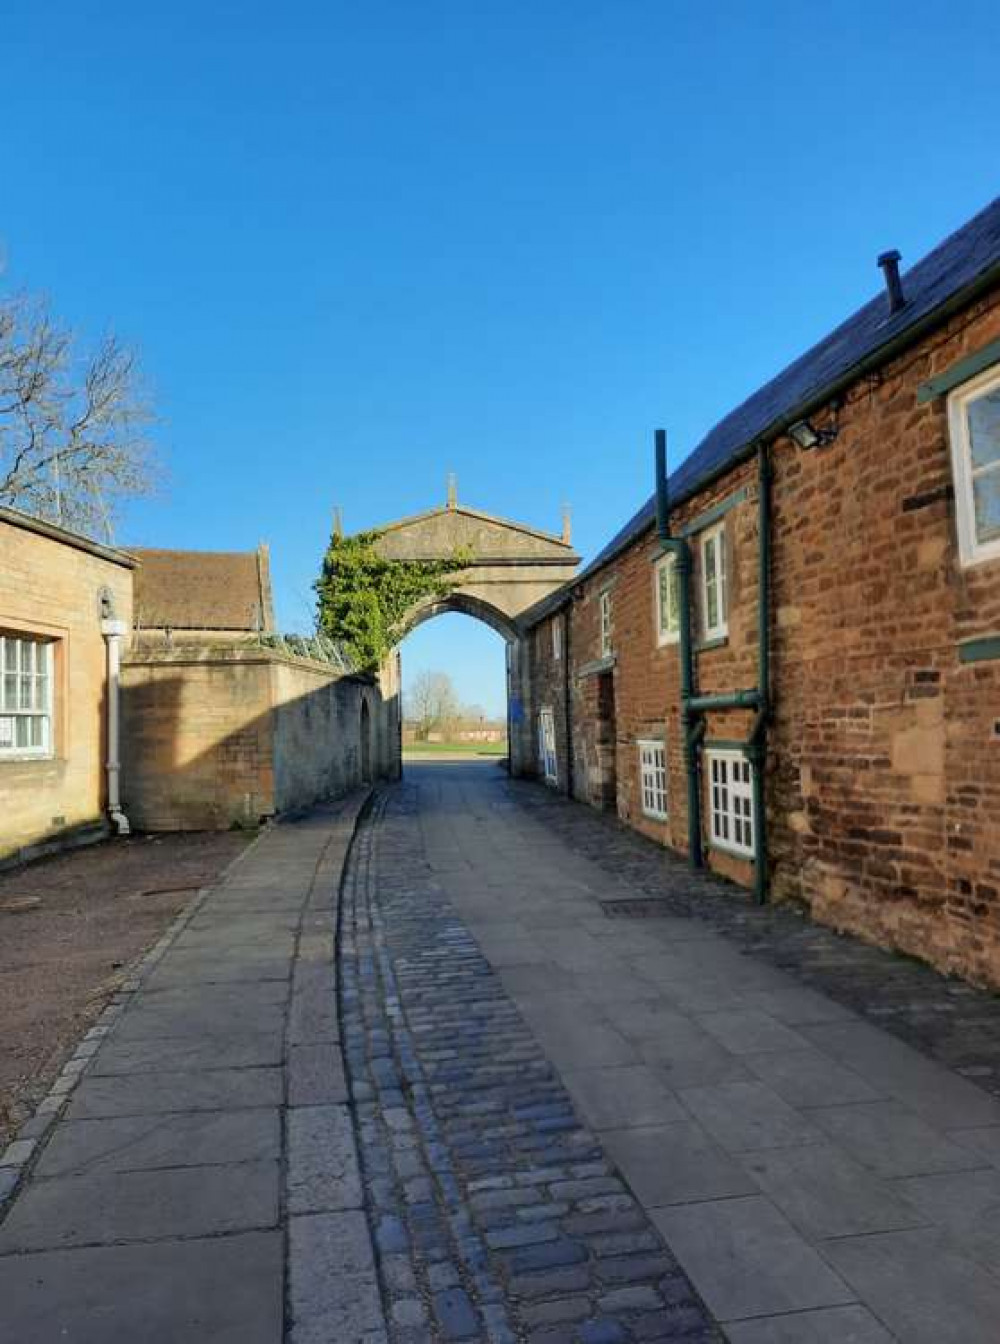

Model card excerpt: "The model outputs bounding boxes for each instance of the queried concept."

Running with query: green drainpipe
[655,430,703,869]
[748,441,772,904]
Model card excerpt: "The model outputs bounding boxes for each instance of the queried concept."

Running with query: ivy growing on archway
[315,529,472,674]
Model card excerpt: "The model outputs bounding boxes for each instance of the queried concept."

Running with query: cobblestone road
[340,788,719,1342]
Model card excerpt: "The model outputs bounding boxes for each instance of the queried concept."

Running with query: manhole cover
[601,899,675,919]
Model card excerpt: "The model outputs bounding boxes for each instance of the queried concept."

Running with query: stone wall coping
[123,643,372,683]
[0,505,136,568]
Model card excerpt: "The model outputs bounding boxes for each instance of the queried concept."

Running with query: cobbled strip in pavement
[339,788,721,1343]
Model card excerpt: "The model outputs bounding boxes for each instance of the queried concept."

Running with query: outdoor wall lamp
[787,416,839,450]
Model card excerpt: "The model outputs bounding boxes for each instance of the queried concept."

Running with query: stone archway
[356,486,580,775]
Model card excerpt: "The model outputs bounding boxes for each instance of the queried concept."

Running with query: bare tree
[0,292,156,537]
[404,670,460,740]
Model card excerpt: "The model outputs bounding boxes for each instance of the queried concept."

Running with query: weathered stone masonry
[517,198,1000,990]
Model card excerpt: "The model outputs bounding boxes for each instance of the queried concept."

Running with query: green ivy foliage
[315,529,471,673]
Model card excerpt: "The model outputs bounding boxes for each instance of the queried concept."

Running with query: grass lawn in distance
[403,740,507,758]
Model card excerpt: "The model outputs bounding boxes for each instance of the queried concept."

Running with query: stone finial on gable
[562,503,572,546]
[447,473,458,510]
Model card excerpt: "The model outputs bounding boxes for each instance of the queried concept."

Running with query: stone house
[0,507,134,864]
[0,525,396,856]
[519,195,1000,988]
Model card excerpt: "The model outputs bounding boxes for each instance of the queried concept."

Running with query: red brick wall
[523,283,1000,988]
[769,288,1000,985]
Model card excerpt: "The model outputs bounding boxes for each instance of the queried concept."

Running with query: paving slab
[694,1007,812,1056]
[0,1231,283,1344]
[808,1100,986,1178]
[822,1226,1000,1343]
[65,1065,283,1118]
[287,1105,361,1214]
[603,1120,758,1206]
[561,1064,685,1131]
[32,1109,281,1178]
[893,1166,1000,1269]
[89,1031,284,1075]
[653,1194,855,1321]
[744,1047,883,1108]
[738,1142,928,1239]
[288,1211,387,1343]
[803,1020,1000,1129]
[678,1080,824,1153]
[0,1159,280,1250]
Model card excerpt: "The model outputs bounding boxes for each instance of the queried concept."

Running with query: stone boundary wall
[121,645,397,831]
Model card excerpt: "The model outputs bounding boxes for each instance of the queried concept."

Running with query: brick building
[520,196,1000,988]
[0,507,134,864]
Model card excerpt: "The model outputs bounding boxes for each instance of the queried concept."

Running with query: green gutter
[749,443,772,905]
[655,430,703,868]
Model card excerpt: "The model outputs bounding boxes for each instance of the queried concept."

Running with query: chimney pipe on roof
[877,250,906,315]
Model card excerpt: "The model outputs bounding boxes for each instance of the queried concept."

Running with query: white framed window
[538,708,557,783]
[0,634,53,758]
[638,739,667,820]
[552,620,562,661]
[599,590,613,657]
[654,554,680,646]
[700,523,728,640]
[948,364,1000,567]
[707,750,754,858]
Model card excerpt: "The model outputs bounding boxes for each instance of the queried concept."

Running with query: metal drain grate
[600,899,675,919]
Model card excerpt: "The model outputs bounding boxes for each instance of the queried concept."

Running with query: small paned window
[552,620,562,661]
[638,740,667,820]
[655,554,680,645]
[538,708,558,783]
[948,364,1000,566]
[0,634,53,757]
[599,590,613,657]
[701,523,728,640]
[707,750,754,858]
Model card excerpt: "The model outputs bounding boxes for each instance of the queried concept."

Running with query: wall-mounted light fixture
[787,402,841,451]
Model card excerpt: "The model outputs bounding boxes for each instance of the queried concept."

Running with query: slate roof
[577,194,1000,590]
[132,547,274,632]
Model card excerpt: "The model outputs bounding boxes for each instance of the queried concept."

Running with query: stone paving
[400,762,1000,1343]
[0,794,384,1344]
[341,790,718,1342]
[5,761,1000,1341]
[503,771,1000,1095]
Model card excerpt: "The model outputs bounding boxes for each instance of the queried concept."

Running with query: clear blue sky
[4,1,999,717]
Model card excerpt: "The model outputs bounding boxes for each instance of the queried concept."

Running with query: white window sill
[708,839,754,861]
[0,752,55,763]
[641,809,668,822]
[656,631,680,648]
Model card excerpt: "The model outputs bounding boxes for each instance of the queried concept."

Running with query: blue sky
[3,1,999,716]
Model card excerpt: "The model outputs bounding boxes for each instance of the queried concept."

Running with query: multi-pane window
[638,740,667,819]
[538,708,557,783]
[701,523,728,640]
[707,750,754,857]
[654,554,680,645]
[599,590,613,657]
[0,635,53,757]
[948,365,1000,566]
[552,619,562,661]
